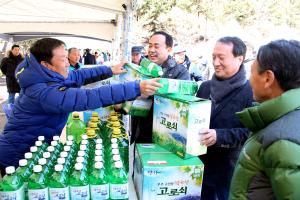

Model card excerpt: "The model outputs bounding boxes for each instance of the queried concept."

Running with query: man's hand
[111,61,127,75]
[140,78,162,97]
[198,129,217,147]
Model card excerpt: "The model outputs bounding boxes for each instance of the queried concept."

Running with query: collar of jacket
[236,88,300,132]
[161,55,177,69]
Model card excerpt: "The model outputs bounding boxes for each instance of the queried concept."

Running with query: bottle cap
[30,146,38,153]
[91,112,99,117]
[38,136,45,141]
[55,164,63,172]
[114,161,123,168]
[94,161,104,169]
[64,146,70,152]
[79,145,87,151]
[111,138,118,143]
[38,158,47,165]
[81,140,88,145]
[81,134,88,140]
[158,71,163,76]
[24,152,33,159]
[43,152,51,159]
[113,154,121,161]
[75,163,83,170]
[77,151,85,157]
[5,166,15,174]
[110,116,118,121]
[57,157,66,164]
[60,151,68,158]
[67,135,74,141]
[66,140,73,146]
[95,139,102,144]
[112,148,119,155]
[95,144,102,150]
[72,112,80,118]
[51,141,58,147]
[94,156,103,162]
[47,146,55,152]
[19,159,28,167]
[111,143,118,149]
[95,150,102,156]
[76,157,84,163]
[53,136,60,141]
[33,165,42,173]
[35,141,42,147]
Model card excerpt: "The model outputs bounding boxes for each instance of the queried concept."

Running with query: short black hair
[257,39,300,91]
[30,38,66,64]
[11,44,19,50]
[68,47,78,54]
[217,36,247,61]
[151,31,173,48]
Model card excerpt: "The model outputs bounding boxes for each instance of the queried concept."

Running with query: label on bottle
[110,183,128,199]
[167,79,180,93]
[28,188,48,200]
[90,184,109,199]
[0,185,24,200]
[49,187,69,200]
[70,185,90,200]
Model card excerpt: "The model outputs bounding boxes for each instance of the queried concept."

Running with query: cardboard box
[153,94,211,159]
[134,144,204,200]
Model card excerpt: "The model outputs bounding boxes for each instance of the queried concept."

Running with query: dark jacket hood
[16,53,65,88]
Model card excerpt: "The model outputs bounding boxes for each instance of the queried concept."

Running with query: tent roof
[0,0,130,42]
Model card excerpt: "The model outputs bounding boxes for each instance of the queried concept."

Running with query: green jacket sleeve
[263,140,300,200]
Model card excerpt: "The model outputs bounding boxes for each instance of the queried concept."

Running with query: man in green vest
[230,39,300,199]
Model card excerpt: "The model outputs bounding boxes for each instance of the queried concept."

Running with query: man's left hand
[198,129,217,147]
[111,61,127,75]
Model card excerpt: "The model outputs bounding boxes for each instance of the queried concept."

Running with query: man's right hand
[139,78,162,97]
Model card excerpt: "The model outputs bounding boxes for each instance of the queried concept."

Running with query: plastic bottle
[30,146,41,164]
[16,159,31,194]
[24,152,35,171]
[89,162,109,200]
[109,161,128,200]
[38,158,51,178]
[0,166,25,200]
[112,129,129,173]
[156,78,199,95]
[66,112,86,144]
[28,165,48,200]
[37,136,49,151]
[69,163,90,200]
[48,164,69,200]
[139,57,163,77]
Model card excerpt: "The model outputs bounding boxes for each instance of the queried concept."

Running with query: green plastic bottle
[156,78,199,95]
[109,161,128,200]
[28,165,49,200]
[48,164,69,200]
[139,57,163,77]
[52,136,63,150]
[0,166,25,200]
[89,162,109,200]
[24,152,35,171]
[16,159,31,196]
[69,163,90,200]
[38,158,51,178]
[30,146,41,164]
[38,136,49,151]
[67,113,86,144]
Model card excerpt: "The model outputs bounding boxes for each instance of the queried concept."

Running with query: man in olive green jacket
[230,39,300,200]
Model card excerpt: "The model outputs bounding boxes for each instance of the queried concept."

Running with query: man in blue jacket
[0,38,161,173]
[196,36,253,200]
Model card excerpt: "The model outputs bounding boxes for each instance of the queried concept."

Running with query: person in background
[230,39,300,199]
[83,48,96,65]
[131,31,190,144]
[131,46,144,65]
[94,51,104,64]
[0,44,23,104]
[0,38,161,175]
[173,45,203,82]
[68,47,82,70]
[196,36,253,200]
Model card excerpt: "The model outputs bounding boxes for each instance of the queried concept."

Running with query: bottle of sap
[28,165,48,200]
[48,164,69,200]
[0,166,25,200]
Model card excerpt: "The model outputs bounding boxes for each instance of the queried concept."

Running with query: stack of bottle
[0,112,129,200]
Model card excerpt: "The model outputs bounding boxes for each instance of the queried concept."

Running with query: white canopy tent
[0,0,137,59]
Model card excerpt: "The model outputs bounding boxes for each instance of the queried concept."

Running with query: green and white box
[134,143,204,200]
[153,94,211,159]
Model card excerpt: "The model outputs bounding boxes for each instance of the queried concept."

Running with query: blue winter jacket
[0,54,140,168]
